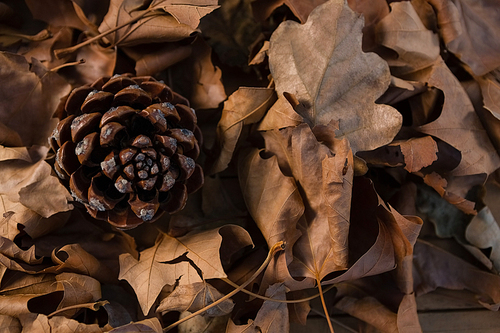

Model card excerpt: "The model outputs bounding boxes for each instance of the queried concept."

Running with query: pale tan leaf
[268,0,402,153]
[108,318,163,333]
[252,0,327,23]
[158,0,219,30]
[466,207,500,272]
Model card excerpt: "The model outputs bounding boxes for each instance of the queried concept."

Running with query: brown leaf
[208,87,275,175]
[347,0,390,51]
[73,40,117,85]
[427,0,500,76]
[396,136,439,173]
[257,93,304,131]
[156,0,219,30]
[25,0,89,31]
[227,283,289,333]
[466,207,500,272]
[119,225,252,315]
[268,0,402,153]
[252,0,327,23]
[414,239,500,310]
[0,315,20,333]
[414,59,500,177]
[108,318,162,333]
[157,281,234,316]
[98,0,198,47]
[374,1,440,75]
[239,150,303,264]
[0,146,73,240]
[18,313,103,333]
[258,124,353,283]
[0,53,71,147]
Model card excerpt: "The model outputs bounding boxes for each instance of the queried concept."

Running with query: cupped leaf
[268,0,402,153]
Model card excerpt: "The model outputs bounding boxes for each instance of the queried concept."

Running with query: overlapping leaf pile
[0,0,500,332]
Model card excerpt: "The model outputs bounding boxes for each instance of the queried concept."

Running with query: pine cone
[49,74,204,229]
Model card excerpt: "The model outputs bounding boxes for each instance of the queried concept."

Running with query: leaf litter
[0,0,499,332]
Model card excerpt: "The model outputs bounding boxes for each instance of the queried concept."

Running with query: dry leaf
[155,0,219,30]
[414,240,500,310]
[257,93,304,131]
[256,123,353,283]
[73,40,117,85]
[0,146,73,240]
[157,281,233,316]
[252,0,327,23]
[415,59,500,177]
[466,207,500,272]
[268,0,402,153]
[18,313,103,333]
[25,0,89,32]
[0,315,20,333]
[207,87,275,175]
[119,225,252,315]
[227,283,289,333]
[98,0,199,47]
[0,53,71,147]
[427,0,500,76]
[375,1,440,75]
[108,318,163,333]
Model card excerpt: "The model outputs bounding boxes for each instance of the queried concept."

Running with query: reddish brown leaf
[252,0,327,23]
[268,0,402,153]
[156,0,219,30]
[25,0,89,31]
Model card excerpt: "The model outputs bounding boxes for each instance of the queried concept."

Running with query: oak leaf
[268,0,402,153]
[154,0,219,30]
[119,225,252,315]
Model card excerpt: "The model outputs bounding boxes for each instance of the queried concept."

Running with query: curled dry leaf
[466,207,500,272]
[18,313,103,333]
[157,281,234,316]
[226,283,289,333]
[427,0,500,76]
[268,0,402,153]
[0,53,71,147]
[119,225,252,315]
[155,0,220,30]
[207,87,275,175]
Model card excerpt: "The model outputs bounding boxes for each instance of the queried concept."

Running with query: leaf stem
[163,241,285,332]
[317,278,335,333]
[221,278,335,303]
[47,300,109,318]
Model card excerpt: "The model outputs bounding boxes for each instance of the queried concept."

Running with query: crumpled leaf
[257,123,353,283]
[466,207,500,272]
[268,0,402,153]
[257,93,304,131]
[226,283,289,333]
[252,0,327,23]
[0,52,71,147]
[0,146,73,240]
[208,87,275,175]
[157,281,233,316]
[427,0,500,76]
[98,0,199,47]
[119,225,252,315]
